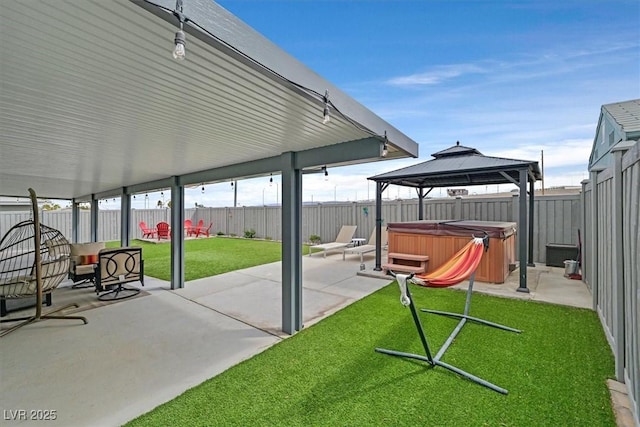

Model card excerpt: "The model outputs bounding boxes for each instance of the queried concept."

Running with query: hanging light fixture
[172,0,186,60]
[322,90,330,124]
[322,166,329,181]
[201,184,205,194]
[269,173,273,185]
[382,131,389,157]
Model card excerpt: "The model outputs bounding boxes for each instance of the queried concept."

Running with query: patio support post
[120,189,131,247]
[516,169,529,293]
[281,152,303,334]
[374,181,385,271]
[170,179,185,290]
[90,197,99,243]
[71,199,79,243]
[527,177,535,266]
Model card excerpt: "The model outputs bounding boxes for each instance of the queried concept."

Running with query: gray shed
[589,99,640,170]
[369,142,542,291]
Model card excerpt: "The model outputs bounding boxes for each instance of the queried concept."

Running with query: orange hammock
[412,237,485,287]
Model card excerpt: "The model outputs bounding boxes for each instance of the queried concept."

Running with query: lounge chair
[342,227,388,263]
[310,225,357,258]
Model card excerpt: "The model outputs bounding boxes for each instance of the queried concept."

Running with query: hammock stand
[375,236,521,394]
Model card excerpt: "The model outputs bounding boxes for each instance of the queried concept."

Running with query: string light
[382,131,389,157]
[322,90,330,124]
[149,1,390,143]
[172,0,186,60]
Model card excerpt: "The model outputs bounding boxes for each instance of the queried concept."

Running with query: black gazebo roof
[369,142,542,188]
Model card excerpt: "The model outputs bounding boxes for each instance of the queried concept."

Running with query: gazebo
[368,142,542,292]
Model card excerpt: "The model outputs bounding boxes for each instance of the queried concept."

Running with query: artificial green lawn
[126,284,615,426]
[108,238,287,281]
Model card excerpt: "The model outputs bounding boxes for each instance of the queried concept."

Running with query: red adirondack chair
[195,222,213,238]
[156,222,170,240]
[184,219,193,236]
[190,219,204,237]
[139,221,157,238]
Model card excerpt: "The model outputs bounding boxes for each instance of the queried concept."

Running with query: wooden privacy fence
[582,140,639,423]
[1,193,581,265]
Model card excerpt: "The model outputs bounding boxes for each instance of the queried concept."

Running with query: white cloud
[485,138,592,169]
[387,63,487,86]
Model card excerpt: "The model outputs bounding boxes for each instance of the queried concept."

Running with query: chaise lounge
[342,227,388,263]
[310,225,357,258]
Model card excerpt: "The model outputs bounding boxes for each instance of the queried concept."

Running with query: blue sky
[107,0,639,209]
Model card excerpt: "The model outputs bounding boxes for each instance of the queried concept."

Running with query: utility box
[546,244,578,267]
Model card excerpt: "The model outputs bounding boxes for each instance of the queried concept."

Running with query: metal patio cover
[0,0,419,335]
[0,0,418,200]
[368,142,542,292]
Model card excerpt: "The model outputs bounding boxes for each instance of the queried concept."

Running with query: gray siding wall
[583,140,639,424]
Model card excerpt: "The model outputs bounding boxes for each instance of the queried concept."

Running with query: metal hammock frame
[0,188,87,337]
[376,237,521,394]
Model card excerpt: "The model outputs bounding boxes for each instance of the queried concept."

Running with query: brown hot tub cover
[387,220,516,240]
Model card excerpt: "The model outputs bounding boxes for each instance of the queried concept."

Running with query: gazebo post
[374,181,385,271]
[416,187,433,220]
[516,168,530,293]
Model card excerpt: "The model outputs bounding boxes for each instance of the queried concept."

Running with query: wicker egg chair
[0,189,87,337]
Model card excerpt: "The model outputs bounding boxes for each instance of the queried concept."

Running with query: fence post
[511,193,518,223]
[611,144,631,381]
[580,179,589,288]
[352,203,357,230]
[455,196,462,220]
[589,168,604,311]
[264,206,268,239]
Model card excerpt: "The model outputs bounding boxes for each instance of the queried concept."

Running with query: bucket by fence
[563,260,579,276]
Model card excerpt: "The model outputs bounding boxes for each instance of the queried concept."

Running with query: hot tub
[386,220,517,284]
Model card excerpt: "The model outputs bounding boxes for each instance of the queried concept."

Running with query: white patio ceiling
[0,0,418,201]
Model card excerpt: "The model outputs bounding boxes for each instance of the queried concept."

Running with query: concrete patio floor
[0,254,604,426]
